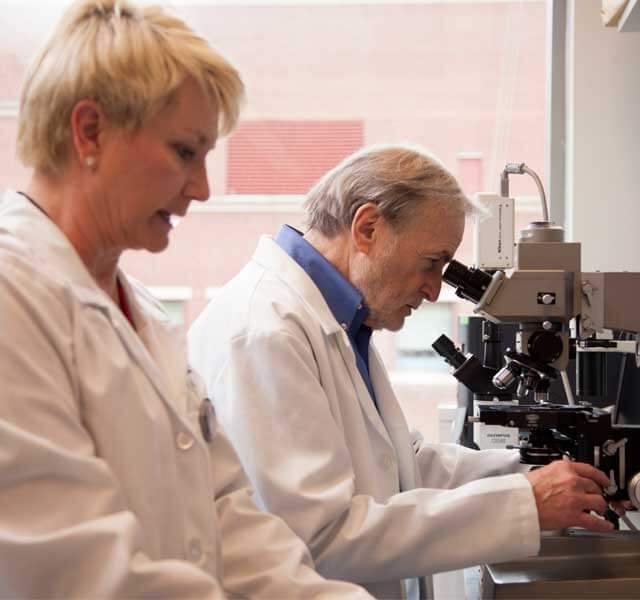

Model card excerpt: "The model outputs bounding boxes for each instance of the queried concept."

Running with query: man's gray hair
[304,144,476,237]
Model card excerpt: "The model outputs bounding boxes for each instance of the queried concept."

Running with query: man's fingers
[578,477,605,496]
[570,462,611,488]
[583,493,608,515]
[575,511,615,533]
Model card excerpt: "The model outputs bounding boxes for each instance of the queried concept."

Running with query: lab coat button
[188,538,203,563]
[382,454,394,469]
[176,431,194,450]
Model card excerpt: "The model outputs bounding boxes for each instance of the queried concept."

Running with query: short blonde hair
[18,0,245,173]
[304,144,475,237]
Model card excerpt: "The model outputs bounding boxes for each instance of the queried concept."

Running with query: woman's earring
[85,155,96,169]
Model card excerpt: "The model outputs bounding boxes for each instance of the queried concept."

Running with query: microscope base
[478,529,640,599]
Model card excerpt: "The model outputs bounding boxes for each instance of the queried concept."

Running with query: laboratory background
[2,0,552,443]
[1,0,639,595]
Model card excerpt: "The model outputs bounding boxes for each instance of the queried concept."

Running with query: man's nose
[421,272,443,302]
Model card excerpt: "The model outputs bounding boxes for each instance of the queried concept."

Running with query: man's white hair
[304,144,478,237]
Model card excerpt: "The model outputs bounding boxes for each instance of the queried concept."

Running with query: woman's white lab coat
[0,191,372,600]
[189,235,541,600]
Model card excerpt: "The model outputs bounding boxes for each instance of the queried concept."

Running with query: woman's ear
[69,99,104,169]
[351,202,385,254]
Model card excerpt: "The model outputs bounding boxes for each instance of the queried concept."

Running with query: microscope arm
[581,272,640,335]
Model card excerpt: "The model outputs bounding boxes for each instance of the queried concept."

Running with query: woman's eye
[175,145,196,161]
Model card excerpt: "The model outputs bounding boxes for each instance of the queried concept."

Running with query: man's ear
[351,202,385,254]
[69,99,106,168]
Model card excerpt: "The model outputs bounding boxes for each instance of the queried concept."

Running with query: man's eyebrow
[418,250,452,262]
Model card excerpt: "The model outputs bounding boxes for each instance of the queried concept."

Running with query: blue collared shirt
[275,225,377,406]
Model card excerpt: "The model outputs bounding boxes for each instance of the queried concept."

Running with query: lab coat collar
[0,190,110,300]
[252,235,347,336]
[0,190,192,419]
[274,225,368,333]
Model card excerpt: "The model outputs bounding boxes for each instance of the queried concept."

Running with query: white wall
[566,0,640,271]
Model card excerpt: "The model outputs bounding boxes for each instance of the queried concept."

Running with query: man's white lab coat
[189,235,541,600]
[0,191,372,600]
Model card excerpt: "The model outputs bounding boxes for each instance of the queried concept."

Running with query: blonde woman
[0,1,373,598]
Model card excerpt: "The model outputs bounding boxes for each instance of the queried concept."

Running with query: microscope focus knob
[628,473,640,511]
[528,331,563,364]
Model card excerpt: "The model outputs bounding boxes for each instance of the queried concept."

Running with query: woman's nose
[187,162,210,202]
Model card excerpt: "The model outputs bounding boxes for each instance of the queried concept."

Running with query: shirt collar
[275,225,369,334]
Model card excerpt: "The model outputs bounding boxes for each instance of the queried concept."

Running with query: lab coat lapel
[334,330,395,448]
[138,321,188,415]
[369,347,419,492]
[118,277,190,417]
[253,236,396,448]
[70,277,186,419]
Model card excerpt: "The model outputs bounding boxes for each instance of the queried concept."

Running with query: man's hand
[525,460,614,532]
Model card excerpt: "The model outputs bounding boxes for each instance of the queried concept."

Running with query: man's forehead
[408,208,465,251]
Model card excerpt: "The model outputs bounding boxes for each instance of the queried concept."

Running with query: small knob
[541,294,555,305]
[628,473,640,510]
[603,437,628,457]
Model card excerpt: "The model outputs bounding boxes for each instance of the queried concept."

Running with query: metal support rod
[560,370,576,405]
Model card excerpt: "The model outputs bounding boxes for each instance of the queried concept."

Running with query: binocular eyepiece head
[443,260,492,304]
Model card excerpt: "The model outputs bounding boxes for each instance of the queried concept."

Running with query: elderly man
[189,145,612,599]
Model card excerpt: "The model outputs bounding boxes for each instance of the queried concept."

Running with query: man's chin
[387,320,405,332]
[364,312,406,332]
[382,314,406,332]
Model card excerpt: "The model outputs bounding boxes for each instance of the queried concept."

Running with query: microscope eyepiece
[432,334,466,370]
[443,260,493,304]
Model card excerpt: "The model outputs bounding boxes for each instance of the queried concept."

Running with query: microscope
[433,163,640,509]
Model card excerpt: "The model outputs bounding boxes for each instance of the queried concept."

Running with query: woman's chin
[139,232,171,254]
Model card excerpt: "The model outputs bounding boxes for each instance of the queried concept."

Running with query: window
[148,286,193,326]
[160,301,188,326]
[1,0,548,374]
[395,299,455,373]
[227,120,364,194]
[456,153,483,195]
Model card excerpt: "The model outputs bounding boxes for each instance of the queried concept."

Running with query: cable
[522,165,549,222]
[500,163,550,222]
